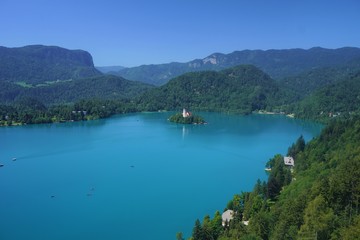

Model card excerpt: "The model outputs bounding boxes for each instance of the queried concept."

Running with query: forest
[289,72,360,121]
[136,65,293,114]
[0,98,137,126]
[184,118,360,240]
[0,45,101,84]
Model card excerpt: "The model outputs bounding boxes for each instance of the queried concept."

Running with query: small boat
[0,164,4,167]
[12,157,17,161]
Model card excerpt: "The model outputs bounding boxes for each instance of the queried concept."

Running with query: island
[169,109,206,124]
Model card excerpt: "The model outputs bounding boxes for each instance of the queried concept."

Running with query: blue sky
[1,0,359,67]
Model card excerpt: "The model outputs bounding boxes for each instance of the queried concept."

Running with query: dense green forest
[0,45,101,84]
[137,65,294,114]
[0,75,153,105]
[280,58,360,97]
[0,98,137,126]
[290,71,360,121]
[184,118,360,240]
[0,72,147,125]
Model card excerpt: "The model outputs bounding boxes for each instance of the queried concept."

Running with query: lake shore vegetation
[186,117,360,239]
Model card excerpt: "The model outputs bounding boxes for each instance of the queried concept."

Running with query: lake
[0,112,322,240]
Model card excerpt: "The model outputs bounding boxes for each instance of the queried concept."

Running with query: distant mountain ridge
[114,47,360,85]
[0,45,101,84]
[96,65,126,73]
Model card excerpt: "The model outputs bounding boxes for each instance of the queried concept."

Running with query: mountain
[291,70,360,120]
[116,62,193,86]
[137,65,292,113]
[0,45,102,84]
[280,58,360,97]
[114,47,360,86]
[96,65,126,73]
[0,75,154,105]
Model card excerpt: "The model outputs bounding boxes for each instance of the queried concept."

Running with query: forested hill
[114,47,360,85]
[290,71,360,121]
[280,58,360,97]
[0,75,154,105]
[188,117,360,240]
[137,65,291,113]
[0,74,154,125]
[0,45,101,84]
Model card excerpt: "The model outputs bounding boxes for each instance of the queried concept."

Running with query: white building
[284,156,295,166]
[182,108,191,118]
[221,210,234,226]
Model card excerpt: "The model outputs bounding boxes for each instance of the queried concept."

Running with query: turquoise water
[0,112,322,240]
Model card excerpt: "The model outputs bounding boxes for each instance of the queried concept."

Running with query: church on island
[168,109,206,124]
[182,108,191,118]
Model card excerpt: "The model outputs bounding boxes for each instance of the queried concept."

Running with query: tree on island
[169,109,206,124]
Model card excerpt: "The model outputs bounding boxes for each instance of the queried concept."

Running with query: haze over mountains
[107,47,360,86]
[96,65,126,74]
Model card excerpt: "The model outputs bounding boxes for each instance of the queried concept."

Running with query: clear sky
[1,0,359,67]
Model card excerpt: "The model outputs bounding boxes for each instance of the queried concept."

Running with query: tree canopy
[188,117,360,239]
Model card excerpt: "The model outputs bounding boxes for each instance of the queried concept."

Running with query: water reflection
[182,125,189,139]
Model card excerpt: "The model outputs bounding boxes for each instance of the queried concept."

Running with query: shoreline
[0,108,331,128]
